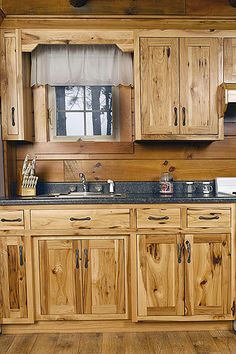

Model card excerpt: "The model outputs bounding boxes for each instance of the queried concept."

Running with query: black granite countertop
[0,192,236,206]
[2,181,236,206]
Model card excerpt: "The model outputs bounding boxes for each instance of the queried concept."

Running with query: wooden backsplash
[15,134,236,182]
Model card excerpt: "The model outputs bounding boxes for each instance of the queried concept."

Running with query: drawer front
[31,209,130,230]
[137,208,181,228]
[187,208,231,228]
[0,210,24,229]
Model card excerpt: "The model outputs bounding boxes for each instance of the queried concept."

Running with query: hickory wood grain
[2,0,185,16]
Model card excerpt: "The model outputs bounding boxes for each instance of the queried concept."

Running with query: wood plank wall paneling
[14,135,236,182]
[2,0,185,16]
[186,0,236,16]
[3,0,236,17]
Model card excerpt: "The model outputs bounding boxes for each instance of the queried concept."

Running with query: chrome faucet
[79,173,88,192]
[107,179,115,193]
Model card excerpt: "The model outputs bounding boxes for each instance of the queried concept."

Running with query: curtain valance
[31,44,133,87]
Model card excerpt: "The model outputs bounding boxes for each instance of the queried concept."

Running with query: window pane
[56,111,84,136]
[65,86,84,111]
[86,112,93,136]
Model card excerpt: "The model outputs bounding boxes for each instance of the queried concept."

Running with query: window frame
[48,85,120,142]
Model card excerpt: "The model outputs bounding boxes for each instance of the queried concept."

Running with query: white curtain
[31,44,133,87]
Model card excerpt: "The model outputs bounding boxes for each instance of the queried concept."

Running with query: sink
[32,192,127,199]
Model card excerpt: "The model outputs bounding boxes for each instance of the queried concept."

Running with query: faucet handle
[107,179,115,194]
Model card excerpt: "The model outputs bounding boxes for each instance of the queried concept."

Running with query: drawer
[0,210,24,229]
[187,208,231,228]
[137,208,181,228]
[31,209,130,230]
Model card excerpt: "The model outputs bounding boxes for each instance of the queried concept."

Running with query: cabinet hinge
[231,301,235,316]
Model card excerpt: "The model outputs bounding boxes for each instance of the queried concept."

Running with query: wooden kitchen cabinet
[137,36,222,140]
[1,30,33,141]
[224,38,236,83]
[137,232,233,320]
[0,236,34,323]
[184,233,232,317]
[137,233,184,317]
[34,236,128,320]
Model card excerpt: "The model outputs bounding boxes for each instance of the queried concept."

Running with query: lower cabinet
[137,233,234,320]
[34,236,128,320]
[0,236,33,323]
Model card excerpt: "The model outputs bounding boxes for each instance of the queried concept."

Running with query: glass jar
[160,172,173,194]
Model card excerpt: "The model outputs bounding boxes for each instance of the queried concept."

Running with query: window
[48,85,120,141]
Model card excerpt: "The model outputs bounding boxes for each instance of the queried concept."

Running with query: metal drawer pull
[75,249,80,269]
[84,248,89,269]
[0,218,22,223]
[199,215,220,220]
[70,217,91,222]
[11,107,16,127]
[174,107,178,126]
[148,216,169,221]
[177,243,183,264]
[19,245,24,266]
[185,240,191,264]
[182,107,186,126]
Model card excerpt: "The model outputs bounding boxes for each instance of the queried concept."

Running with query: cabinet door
[137,234,184,318]
[2,36,19,137]
[1,30,33,141]
[184,234,233,318]
[82,238,127,316]
[37,239,83,318]
[140,38,180,136]
[180,38,220,135]
[224,38,236,83]
[0,236,32,323]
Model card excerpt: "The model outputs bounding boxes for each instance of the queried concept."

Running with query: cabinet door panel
[0,236,28,322]
[2,37,19,136]
[137,234,184,317]
[140,38,180,135]
[82,238,127,315]
[38,239,82,316]
[184,234,232,317]
[180,38,220,135]
[224,38,236,83]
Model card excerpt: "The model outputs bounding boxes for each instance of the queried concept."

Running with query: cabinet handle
[70,217,91,222]
[174,107,178,126]
[0,218,22,223]
[182,107,186,126]
[177,243,183,264]
[19,245,24,266]
[167,47,171,58]
[199,215,220,220]
[75,249,80,269]
[11,107,16,127]
[84,248,89,269]
[185,240,191,264]
[148,216,169,221]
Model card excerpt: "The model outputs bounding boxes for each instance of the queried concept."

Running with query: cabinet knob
[185,240,191,263]
[182,107,186,126]
[19,245,24,266]
[75,249,80,269]
[1,218,22,223]
[70,217,91,222]
[174,107,178,126]
[84,248,89,269]
[11,107,16,127]
[148,216,169,221]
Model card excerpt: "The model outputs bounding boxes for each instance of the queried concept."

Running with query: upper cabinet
[224,38,236,83]
[136,35,223,141]
[1,30,33,141]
